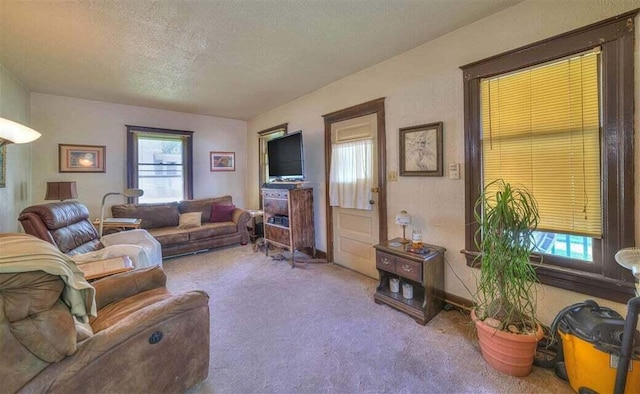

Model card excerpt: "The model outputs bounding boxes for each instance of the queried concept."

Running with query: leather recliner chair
[0,234,210,393]
[18,201,162,268]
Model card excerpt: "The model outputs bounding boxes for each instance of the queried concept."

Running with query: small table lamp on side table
[395,210,412,244]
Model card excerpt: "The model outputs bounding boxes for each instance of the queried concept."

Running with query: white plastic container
[402,283,414,299]
[389,277,400,293]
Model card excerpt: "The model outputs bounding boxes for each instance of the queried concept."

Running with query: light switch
[388,171,398,182]
[448,163,460,180]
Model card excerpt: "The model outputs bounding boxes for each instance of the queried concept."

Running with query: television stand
[262,181,308,190]
[262,187,315,266]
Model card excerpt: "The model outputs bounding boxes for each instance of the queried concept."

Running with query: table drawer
[396,259,422,282]
[376,252,396,272]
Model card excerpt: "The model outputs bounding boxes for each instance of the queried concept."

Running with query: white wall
[246,0,640,325]
[0,64,33,232]
[31,93,247,218]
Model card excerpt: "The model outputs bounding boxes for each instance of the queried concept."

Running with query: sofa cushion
[179,196,233,223]
[112,202,180,229]
[177,212,202,230]
[210,204,236,223]
[147,227,190,246]
[188,222,237,241]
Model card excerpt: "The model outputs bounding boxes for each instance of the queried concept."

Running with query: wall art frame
[210,151,235,172]
[59,143,106,173]
[399,122,443,177]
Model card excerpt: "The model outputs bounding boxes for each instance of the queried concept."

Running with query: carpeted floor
[162,244,572,393]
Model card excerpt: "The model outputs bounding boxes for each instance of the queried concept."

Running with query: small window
[127,125,193,203]
[257,123,287,208]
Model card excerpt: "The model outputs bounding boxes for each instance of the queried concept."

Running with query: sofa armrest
[91,266,166,310]
[232,208,250,226]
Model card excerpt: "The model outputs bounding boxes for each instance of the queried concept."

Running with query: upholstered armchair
[18,201,162,268]
[0,233,210,393]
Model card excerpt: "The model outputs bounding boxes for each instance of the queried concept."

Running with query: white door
[330,113,379,279]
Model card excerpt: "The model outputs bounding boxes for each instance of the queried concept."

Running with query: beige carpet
[162,245,572,393]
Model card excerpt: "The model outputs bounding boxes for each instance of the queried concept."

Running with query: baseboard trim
[444,292,474,312]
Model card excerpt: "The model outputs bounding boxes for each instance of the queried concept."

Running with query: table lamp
[395,210,412,244]
[99,188,144,236]
[44,181,78,201]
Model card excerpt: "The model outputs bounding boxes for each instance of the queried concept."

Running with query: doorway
[323,98,387,278]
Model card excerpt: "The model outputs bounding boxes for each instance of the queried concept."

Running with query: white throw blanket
[72,229,163,269]
[0,233,96,322]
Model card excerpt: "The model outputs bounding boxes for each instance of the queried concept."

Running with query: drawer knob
[401,264,412,272]
[382,258,390,265]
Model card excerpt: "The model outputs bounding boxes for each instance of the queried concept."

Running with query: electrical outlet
[388,171,398,182]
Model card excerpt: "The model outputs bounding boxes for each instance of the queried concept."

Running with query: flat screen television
[267,132,304,181]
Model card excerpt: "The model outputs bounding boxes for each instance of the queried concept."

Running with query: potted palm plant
[472,179,543,377]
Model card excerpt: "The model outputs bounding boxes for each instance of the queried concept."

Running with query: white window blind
[481,49,601,237]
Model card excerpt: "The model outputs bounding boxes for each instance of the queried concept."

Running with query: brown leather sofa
[0,235,210,393]
[111,196,251,258]
[18,201,162,268]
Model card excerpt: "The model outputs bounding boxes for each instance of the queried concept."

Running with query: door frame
[322,98,387,263]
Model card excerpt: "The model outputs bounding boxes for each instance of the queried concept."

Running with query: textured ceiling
[0,0,520,120]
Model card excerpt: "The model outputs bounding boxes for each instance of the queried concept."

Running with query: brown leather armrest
[92,266,166,310]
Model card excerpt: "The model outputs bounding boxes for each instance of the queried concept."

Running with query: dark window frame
[460,10,638,303]
[126,125,194,202]
[257,123,288,209]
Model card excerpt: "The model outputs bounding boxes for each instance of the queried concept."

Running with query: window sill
[462,249,635,304]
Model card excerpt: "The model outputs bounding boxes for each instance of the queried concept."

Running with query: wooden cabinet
[373,239,445,325]
[262,187,315,263]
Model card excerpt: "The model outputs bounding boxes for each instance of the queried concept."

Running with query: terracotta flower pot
[471,309,543,377]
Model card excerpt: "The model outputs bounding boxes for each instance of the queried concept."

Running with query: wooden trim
[258,123,288,136]
[460,249,636,303]
[444,292,474,311]
[461,9,638,79]
[322,98,387,263]
[460,11,637,303]
[257,123,288,208]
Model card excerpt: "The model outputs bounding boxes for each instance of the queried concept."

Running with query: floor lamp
[99,188,144,236]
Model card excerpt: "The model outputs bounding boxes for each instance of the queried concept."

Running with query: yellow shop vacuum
[552,300,640,394]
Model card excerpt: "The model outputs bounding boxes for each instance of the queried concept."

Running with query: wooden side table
[93,218,142,232]
[373,238,445,325]
[246,210,264,243]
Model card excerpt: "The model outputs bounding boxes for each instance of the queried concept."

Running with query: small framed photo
[59,144,106,173]
[210,151,235,172]
[399,122,443,177]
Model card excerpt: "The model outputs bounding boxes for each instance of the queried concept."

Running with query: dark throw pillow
[210,204,235,222]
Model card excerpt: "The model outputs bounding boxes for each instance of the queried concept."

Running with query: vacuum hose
[614,296,640,394]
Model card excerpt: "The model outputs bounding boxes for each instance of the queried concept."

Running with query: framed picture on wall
[210,151,235,172]
[0,146,6,188]
[59,144,106,173]
[399,122,443,177]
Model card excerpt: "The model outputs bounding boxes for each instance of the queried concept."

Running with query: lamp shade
[395,210,411,225]
[45,181,78,201]
[0,117,41,147]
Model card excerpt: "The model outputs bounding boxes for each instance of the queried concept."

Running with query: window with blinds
[480,49,601,242]
[126,125,194,203]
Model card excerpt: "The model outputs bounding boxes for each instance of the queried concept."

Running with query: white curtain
[329,139,373,210]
